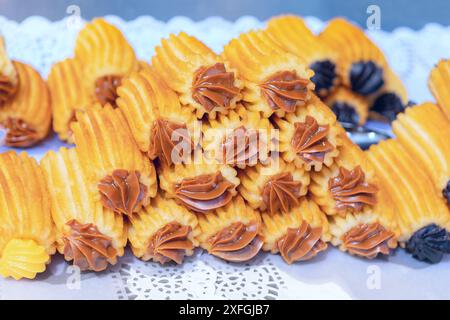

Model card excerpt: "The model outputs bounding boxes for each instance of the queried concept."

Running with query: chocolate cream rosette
[324,87,369,127]
[152,32,243,119]
[41,148,126,272]
[392,103,450,207]
[261,198,331,264]
[71,104,158,217]
[222,29,314,118]
[117,67,198,166]
[367,139,450,263]
[128,194,200,265]
[319,18,388,97]
[310,133,398,258]
[238,156,309,215]
[48,18,138,142]
[428,59,450,119]
[158,155,240,214]
[0,151,55,280]
[197,195,263,262]
[369,68,409,123]
[265,15,339,98]
[273,94,341,171]
[0,37,51,147]
[202,104,274,169]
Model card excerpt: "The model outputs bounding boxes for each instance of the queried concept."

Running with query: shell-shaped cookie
[74,18,138,106]
[158,156,240,214]
[238,156,310,215]
[310,134,378,216]
[128,195,200,264]
[202,105,274,168]
[222,29,314,118]
[117,68,198,165]
[273,94,341,171]
[197,195,263,262]
[40,147,127,272]
[428,59,450,119]
[319,18,387,96]
[261,198,330,264]
[71,104,157,216]
[392,103,450,206]
[152,32,243,119]
[325,87,369,126]
[48,58,92,142]
[0,151,55,279]
[0,61,51,147]
[265,15,339,97]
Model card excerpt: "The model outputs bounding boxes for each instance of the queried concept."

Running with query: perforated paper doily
[0,15,449,300]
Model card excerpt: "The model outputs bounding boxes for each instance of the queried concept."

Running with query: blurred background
[1,0,449,30]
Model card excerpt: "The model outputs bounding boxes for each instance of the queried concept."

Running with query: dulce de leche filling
[174,172,235,213]
[63,219,117,272]
[343,223,396,259]
[262,172,301,215]
[192,62,240,112]
[148,222,194,265]
[277,221,327,264]
[148,119,192,166]
[95,75,122,107]
[328,166,378,213]
[220,126,260,166]
[0,74,17,105]
[208,221,263,262]
[98,169,147,216]
[291,116,334,163]
[0,118,39,148]
[259,71,309,113]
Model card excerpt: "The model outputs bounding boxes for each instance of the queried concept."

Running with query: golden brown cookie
[310,133,378,216]
[273,94,341,171]
[325,87,369,126]
[0,61,51,147]
[158,155,240,214]
[369,68,408,122]
[265,15,339,98]
[238,156,309,215]
[261,198,330,264]
[74,18,138,108]
[41,147,126,272]
[392,102,450,206]
[117,68,198,166]
[128,194,200,264]
[0,151,55,280]
[202,104,274,168]
[152,32,243,119]
[222,29,314,118]
[367,139,450,263]
[47,58,92,142]
[320,18,388,96]
[197,196,263,262]
[71,104,157,216]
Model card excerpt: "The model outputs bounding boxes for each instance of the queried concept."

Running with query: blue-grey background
[1,0,449,30]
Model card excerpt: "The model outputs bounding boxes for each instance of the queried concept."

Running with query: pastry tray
[0,15,450,300]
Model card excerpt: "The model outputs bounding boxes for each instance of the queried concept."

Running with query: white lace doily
[0,15,449,300]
